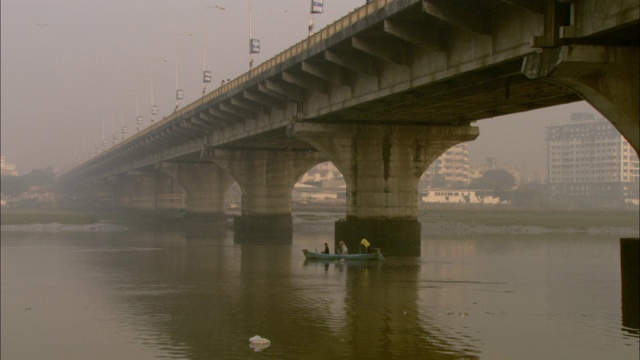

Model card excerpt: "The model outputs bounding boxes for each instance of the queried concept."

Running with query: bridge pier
[126,170,157,210]
[154,164,185,211]
[291,123,479,255]
[84,179,116,208]
[175,162,233,231]
[522,45,640,154]
[620,238,639,333]
[213,149,326,243]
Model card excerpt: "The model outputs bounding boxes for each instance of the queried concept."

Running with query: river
[1,214,638,359]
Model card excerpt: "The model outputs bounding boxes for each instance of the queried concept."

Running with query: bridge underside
[62,0,639,253]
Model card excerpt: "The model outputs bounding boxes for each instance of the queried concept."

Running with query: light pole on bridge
[175,32,194,112]
[203,5,226,95]
[150,58,167,123]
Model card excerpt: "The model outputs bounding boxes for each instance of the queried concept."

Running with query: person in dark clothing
[322,243,330,254]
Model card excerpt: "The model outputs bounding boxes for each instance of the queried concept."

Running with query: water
[2,222,638,359]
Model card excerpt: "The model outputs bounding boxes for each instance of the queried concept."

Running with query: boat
[302,249,384,261]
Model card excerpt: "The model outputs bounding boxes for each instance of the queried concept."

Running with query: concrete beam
[498,0,545,13]
[383,19,445,52]
[522,45,640,153]
[230,97,263,115]
[281,71,328,94]
[198,112,228,128]
[352,35,411,65]
[209,107,243,124]
[423,0,492,35]
[264,79,305,102]
[219,101,257,120]
[243,89,286,110]
[301,60,349,86]
[324,49,378,76]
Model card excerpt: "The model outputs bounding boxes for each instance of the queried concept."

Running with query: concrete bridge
[60,0,639,254]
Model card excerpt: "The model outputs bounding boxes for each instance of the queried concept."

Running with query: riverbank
[2,205,638,236]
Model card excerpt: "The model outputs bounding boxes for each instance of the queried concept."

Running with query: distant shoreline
[2,205,638,237]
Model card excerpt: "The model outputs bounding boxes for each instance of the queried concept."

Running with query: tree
[1,175,27,197]
[469,169,516,192]
[22,167,58,189]
[0,167,58,197]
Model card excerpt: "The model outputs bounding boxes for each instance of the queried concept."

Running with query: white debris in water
[249,335,271,352]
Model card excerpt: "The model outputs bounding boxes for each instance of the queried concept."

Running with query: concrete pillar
[213,149,326,242]
[86,179,115,208]
[126,170,157,210]
[291,123,479,255]
[175,162,234,231]
[620,238,639,334]
[155,163,186,211]
[522,45,640,154]
[114,174,135,207]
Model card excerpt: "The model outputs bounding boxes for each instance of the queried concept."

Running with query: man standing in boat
[337,241,348,255]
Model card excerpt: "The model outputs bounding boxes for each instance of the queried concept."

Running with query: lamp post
[150,58,167,123]
[120,104,127,141]
[309,0,324,37]
[130,87,142,132]
[203,5,226,95]
[175,32,194,112]
[112,110,118,145]
[248,0,260,70]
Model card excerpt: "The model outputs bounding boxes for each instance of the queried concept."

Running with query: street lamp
[112,111,118,145]
[248,0,260,70]
[203,5,226,95]
[150,58,167,123]
[130,87,142,132]
[102,117,107,151]
[120,104,127,141]
[309,0,324,37]
[175,32,194,112]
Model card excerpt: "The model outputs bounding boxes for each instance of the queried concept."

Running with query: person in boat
[322,243,330,254]
[337,241,348,255]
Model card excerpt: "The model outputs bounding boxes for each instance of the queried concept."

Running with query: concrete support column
[127,170,157,210]
[291,123,479,255]
[213,149,326,242]
[620,238,639,333]
[155,163,186,211]
[523,45,640,154]
[114,174,135,207]
[175,162,234,230]
[86,179,115,208]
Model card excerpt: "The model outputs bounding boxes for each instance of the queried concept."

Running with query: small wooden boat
[302,249,384,261]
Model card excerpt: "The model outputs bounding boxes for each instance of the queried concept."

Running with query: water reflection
[1,229,638,359]
[67,231,481,358]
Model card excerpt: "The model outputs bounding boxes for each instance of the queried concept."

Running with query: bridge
[60,0,639,254]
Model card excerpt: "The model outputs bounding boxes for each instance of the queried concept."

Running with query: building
[293,162,346,204]
[421,143,471,189]
[0,155,18,176]
[546,112,639,205]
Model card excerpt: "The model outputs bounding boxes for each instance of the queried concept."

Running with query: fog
[1,0,596,175]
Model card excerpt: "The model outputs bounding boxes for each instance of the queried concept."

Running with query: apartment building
[546,112,639,205]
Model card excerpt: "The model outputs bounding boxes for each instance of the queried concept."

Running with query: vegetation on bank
[1,208,98,225]
[420,207,639,230]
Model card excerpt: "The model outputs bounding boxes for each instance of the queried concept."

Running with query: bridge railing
[128,0,394,136]
[68,0,399,175]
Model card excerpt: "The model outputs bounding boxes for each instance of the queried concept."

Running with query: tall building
[546,112,639,205]
[0,155,18,176]
[422,143,470,189]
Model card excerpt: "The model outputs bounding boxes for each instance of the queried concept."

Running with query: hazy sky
[1,0,596,175]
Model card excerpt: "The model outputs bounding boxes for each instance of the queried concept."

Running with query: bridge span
[60,0,639,254]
